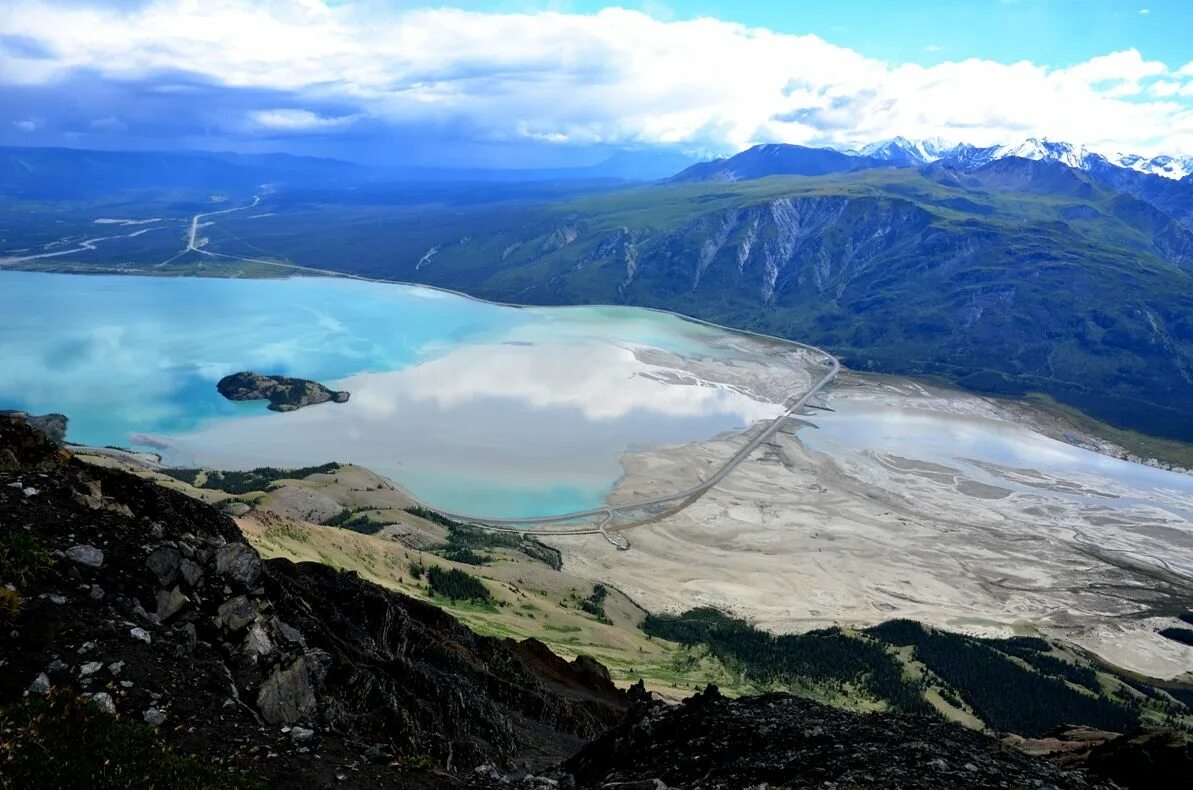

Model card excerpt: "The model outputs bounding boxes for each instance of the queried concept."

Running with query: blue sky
[420,0,1192,68]
[1,1,1191,165]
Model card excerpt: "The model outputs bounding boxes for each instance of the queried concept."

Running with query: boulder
[257,657,317,725]
[83,691,116,714]
[215,543,262,588]
[215,595,256,632]
[180,557,204,587]
[65,544,104,568]
[155,586,188,622]
[146,545,181,587]
[242,622,275,661]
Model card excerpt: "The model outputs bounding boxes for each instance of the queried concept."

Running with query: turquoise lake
[0,271,784,517]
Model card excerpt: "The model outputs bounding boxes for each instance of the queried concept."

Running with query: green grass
[159,463,339,495]
[0,531,54,587]
[0,690,264,789]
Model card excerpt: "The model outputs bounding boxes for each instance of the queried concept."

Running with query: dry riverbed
[549,372,1193,681]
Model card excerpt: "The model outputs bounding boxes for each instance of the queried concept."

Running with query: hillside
[0,414,628,787]
[88,449,1193,738]
[176,162,1193,442]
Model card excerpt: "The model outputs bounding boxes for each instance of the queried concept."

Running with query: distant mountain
[0,145,698,201]
[676,137,1192,188]
[669,144,880,182]
[669,137,1193,237]
[859,136,1193,182]
[857,136,982,166]
[0,147,366,199]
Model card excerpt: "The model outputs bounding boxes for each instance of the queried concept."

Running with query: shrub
[0,586,22,624]
[426,566,491,603]
[579,584,610,622]
[439,547,488,566]
[0,531,54,586]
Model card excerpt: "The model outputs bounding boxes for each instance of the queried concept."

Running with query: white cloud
[13,118,41,132]
[0,0,1191,155]
[250,109,358,130]
[1139,8,1150,15]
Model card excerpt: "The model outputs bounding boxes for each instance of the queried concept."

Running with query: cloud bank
[1,0,1192,160]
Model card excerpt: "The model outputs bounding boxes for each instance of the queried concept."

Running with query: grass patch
[0,531,54,586]
[323,509,386,535]
[645,608,931,716]
[0,587,23,624]
[0,690,264,789]
[263,522,311,545]
[159,463,339,495]
[406,508,562,570]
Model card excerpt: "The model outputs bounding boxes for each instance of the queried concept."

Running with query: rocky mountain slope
[566,686,1112,789]
[0,414,626,787]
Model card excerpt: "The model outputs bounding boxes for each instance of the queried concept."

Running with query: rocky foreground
[0,414,1188,788]
[217,371,350,412]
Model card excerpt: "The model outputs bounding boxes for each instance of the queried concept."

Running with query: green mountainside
[191,162,1193,441]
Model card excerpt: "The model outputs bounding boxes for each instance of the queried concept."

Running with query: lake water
[0,271,784,517]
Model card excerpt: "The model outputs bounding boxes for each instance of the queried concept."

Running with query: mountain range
[673,136,1193,184]
[852,136,1193,181]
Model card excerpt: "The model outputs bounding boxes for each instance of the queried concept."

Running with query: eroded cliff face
[0,415,626,787]
[580,196,935,304]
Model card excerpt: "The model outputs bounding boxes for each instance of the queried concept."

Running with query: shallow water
[800,401,1193,521]
[0,271,783,517]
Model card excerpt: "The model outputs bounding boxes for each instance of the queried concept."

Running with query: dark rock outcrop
[563,686,1110,789]
[216,371,349,412]
[0,413,625,787]
[0,410,68,444]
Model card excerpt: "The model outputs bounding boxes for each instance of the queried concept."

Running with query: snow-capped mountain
[857,136,961,165]
[1105,152,1193,181]
[860,136,1192,181]
[992,139,1094,170]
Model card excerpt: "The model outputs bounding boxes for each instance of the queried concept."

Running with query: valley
[5,147,1193,448]
[3,140,1193,781]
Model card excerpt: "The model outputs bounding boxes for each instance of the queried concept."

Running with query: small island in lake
[216,371,350,412]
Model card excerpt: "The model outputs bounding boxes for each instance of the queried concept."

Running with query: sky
[1,0,1192,166]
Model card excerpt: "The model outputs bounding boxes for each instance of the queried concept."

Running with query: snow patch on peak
[993,138,1094,170]
[1105,151,1192,181]
[860,136,962,165]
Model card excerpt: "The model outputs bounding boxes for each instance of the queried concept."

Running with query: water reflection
[0,271,790,518]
